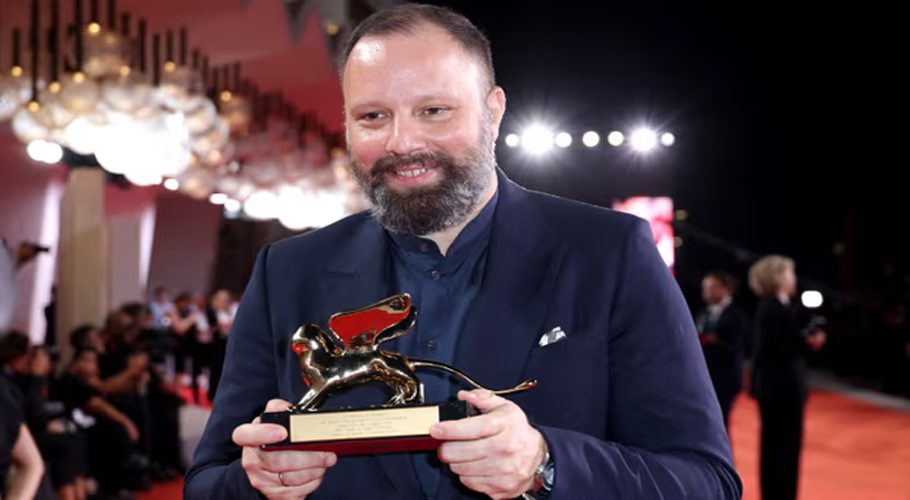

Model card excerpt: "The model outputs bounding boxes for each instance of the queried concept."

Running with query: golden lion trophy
[260,293,537,454]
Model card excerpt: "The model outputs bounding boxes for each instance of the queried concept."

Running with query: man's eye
[422,106,450,117]
[359,112,386,121]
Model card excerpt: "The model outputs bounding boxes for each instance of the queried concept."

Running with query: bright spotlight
[607,131,624,147]
[661,132,676,147]
[504,133,520,148]
[163,178,180,191]
[554,132,572,148]
[521,125,554,155]
[26,140,63,164]
[630,128,658,152]
[209,193,228,205]
[801,290,824,309]
[224,198,241,213]
[582,131,600,148]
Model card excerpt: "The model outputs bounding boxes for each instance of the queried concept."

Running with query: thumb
[231,399,293,447]
[458,389,506,413]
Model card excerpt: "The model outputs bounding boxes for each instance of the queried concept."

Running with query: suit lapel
[315,217,425,498]
[436,172,567,499]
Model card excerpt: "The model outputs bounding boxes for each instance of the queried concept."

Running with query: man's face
[701,277,728,305]
[343,24,505,235]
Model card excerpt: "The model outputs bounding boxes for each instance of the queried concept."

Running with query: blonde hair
[748,255,795,297]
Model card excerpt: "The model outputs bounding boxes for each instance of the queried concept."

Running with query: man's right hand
[232,399,337,499]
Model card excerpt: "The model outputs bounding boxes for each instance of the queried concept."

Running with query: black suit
[751,296,809,500]
[696,302,749,426]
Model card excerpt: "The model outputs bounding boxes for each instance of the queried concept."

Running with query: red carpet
[730,391,910,500]
[140,390,910,500]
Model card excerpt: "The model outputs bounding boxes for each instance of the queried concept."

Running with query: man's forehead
[347,23,467,69]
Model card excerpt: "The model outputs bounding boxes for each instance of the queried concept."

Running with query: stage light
[504,133,520,148]
[630,128,658,152]
[554,132,572,148]
[661,132,676,147]
[801,291,824,309]
[521,125,554,155]
[607,131,624,147]
[582,131,600,148]
[163,178,180,191]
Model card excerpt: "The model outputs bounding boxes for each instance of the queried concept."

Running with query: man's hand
[232,399,337,500]
[431,390,546,499]
[127,352,149,376]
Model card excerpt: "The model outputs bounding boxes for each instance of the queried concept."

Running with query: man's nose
[385,115,427,156]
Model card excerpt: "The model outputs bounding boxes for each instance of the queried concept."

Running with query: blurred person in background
[148,287,174,333]
[695,270,750,430]
[1,364,45,500]
[205,289,237,402]
[2,330,89,500]
[52,346,145,497]
[749,255,826,500]
[167,292,200,395]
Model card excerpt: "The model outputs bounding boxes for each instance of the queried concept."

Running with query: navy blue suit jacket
[186,171,742,499]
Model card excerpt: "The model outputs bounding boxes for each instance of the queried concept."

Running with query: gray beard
[350,128,496,236]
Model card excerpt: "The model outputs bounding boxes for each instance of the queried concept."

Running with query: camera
[802,314,827,336]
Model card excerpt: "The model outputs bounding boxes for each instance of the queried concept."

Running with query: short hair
[704,270,739,294]
[69,323,97,350]
[0,330,30,364]
[340,4,495,92]
[748,255,795,297]
[120,302,149,320]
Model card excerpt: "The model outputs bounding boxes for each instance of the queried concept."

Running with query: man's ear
[486,86,506,142]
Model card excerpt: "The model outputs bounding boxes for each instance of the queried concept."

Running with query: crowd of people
[1,286,237,500]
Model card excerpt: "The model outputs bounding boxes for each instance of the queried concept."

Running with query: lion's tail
[408,358,537,395]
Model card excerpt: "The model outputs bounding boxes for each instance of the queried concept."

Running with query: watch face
[542,460,555,487]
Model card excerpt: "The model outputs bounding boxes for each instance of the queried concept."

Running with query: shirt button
[430,269,440,280]
[423,340,438,351]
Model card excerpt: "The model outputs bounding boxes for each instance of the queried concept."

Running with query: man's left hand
[431,389,545,499]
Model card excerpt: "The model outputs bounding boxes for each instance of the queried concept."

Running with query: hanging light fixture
[99,15,152,114]
[81,0,128,77]
[0,30,30,120]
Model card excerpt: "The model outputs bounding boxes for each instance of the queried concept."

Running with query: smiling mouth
[394,166,429,177]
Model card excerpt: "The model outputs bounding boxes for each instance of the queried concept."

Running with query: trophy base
[260,400,474,455]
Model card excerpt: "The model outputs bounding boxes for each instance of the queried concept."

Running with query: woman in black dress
[748,255,826,500]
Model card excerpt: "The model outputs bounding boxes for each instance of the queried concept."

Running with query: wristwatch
[522,447,555,499]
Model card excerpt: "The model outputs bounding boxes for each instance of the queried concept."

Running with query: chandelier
[0,0,365,230]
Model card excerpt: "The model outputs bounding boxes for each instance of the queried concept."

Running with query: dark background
[212,0,906,392]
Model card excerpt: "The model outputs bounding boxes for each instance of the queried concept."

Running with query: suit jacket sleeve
[714,307,748,355]
[184,246,278,499]
[539,219,742,499]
